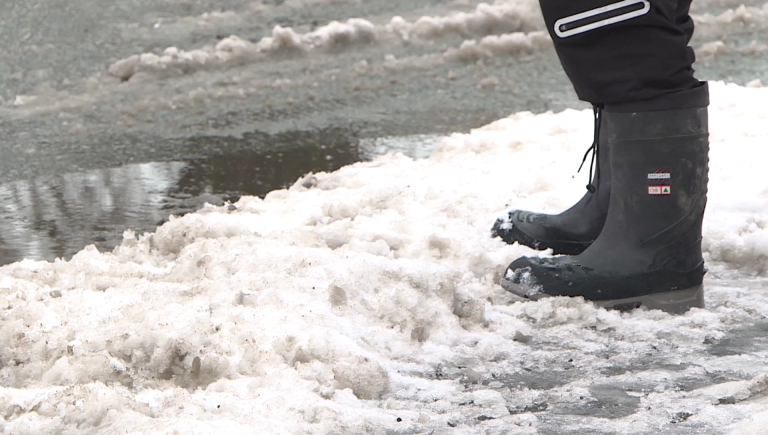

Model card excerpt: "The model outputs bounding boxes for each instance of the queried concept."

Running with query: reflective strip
[554,0,651,38]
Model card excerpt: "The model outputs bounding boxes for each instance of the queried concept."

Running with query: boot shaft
[588,105,709,273]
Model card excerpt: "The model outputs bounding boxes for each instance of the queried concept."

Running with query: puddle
[0,129,441,266]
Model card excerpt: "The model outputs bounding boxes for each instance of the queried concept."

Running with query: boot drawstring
[577,104,603,193]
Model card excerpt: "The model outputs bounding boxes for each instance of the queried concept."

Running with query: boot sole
[501,278,704,314]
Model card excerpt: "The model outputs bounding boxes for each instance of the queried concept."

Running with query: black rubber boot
[492,106,610,255]
[501,90,709,314]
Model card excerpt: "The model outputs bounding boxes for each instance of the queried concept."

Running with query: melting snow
[0,82,767,434]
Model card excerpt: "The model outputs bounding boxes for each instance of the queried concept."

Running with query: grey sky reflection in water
[0,128,365,266]
[0,162,184,265]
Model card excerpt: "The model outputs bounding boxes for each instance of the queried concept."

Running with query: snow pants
[539,0,708,110]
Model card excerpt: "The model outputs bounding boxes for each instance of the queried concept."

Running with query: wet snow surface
[1,0,768,433]
[1,82,768,434]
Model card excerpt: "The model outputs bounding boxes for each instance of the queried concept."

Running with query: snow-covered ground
[1,82,767,434]
[2,0,768,433]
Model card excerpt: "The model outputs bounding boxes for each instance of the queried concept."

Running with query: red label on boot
[648,185,671,195]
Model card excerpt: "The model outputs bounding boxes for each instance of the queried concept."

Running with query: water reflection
[0,162,190,263]
[0,128,365,265]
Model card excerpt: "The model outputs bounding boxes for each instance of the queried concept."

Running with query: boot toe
[491,211,545,251]
[500,257,549,299]
[491,210,593,255]
[501,256,588,299]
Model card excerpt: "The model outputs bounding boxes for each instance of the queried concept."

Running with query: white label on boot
[648,172,671,180]
[648,185,671,195]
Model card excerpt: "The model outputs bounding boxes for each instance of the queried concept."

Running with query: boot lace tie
[577,104,603,193]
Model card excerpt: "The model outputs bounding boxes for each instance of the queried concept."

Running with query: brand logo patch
[648,185,671,195]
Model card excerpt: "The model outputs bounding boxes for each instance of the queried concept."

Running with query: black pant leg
[539,0,702,107]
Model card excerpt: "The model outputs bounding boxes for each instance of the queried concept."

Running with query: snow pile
[109,19,377,82]
[108,1,548,82]
[444,31,551,62]
[303,18,377,49]
[693,2,768,25]
[381,30,551,73]
[699,40,768,58]
[702,82,768,274]
[1,82,767,434]
[387,1,542,41]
